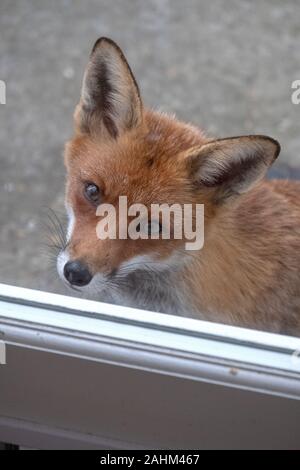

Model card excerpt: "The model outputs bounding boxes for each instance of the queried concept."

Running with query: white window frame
[0,282,300,449]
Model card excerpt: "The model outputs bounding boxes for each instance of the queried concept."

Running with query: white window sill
[0,283,300,449]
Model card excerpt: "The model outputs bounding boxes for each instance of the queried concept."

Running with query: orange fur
[60,38,300,336]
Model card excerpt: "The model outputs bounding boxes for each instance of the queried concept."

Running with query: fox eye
[136,221,162,236]
[148,221,162,236]
[84,182,100,204]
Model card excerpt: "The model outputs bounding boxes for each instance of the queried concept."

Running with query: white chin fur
[118,252,182,275]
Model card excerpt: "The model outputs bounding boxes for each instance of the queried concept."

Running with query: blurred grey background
[0,0,300,296]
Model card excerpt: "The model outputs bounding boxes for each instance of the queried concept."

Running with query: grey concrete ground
[0,0,300,296]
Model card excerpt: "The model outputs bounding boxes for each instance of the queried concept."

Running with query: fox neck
[181,181,300,331]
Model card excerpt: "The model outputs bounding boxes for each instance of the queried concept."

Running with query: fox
[57,37,300,336]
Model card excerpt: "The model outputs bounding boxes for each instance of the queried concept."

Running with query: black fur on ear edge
[186,135,281,200]
[78,37,143,138]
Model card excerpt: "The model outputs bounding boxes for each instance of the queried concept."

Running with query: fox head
[57,37,280,294]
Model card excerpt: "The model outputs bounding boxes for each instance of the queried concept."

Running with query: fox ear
[76,37,143,138]
[186,135,280,202]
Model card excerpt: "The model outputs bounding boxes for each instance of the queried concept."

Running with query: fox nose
[64,260,92,286]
